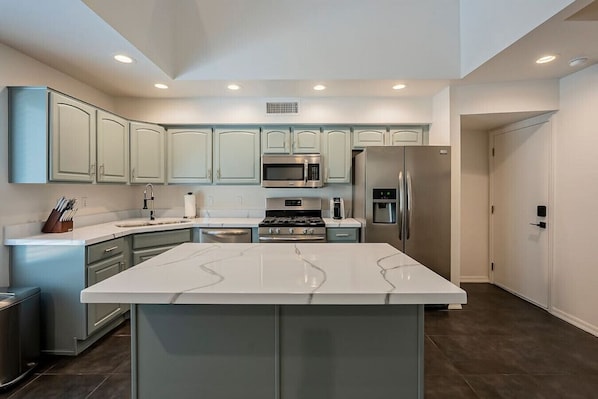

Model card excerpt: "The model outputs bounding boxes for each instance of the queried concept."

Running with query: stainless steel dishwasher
[199,228,252,243]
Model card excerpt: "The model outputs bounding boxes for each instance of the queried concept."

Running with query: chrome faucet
[143,183,155,220]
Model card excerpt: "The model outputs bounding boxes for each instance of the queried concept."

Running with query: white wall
[0,43,138,286]
[113,96,433,125]
[460,129,489,282]
[551,64,598,334]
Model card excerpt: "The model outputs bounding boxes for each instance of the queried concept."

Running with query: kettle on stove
[330,197,345,220]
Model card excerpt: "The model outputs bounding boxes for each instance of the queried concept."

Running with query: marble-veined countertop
[80,242,466,305]
[4,217,361,246]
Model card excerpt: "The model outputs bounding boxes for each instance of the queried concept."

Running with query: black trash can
[0,287,40,389]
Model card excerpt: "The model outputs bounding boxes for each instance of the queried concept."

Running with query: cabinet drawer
[326,228,359,242]
[87,237,125,264]
[133,229,192,250]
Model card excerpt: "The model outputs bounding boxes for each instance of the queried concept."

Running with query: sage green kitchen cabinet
[389,126,423,146]
[130,122,166,183]
[96,110,129,183]
[9,237,130,355]
[132,229,193,265]
[352,127,387,148]
[262,127,320,154]
[86,238,127,335]
[261,127,291,153]
[326,228,360,243]
[213,128,260,184]
[50,92,97,182]
[8,87,97,183]
[322,128,352,183]
[291,127,321,153]
[167,128,213,184]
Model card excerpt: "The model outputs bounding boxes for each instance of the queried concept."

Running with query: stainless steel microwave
[261,154,323,188]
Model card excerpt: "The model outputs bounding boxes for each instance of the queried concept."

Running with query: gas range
[258,198,326,243]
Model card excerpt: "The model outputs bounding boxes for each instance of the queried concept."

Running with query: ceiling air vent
[265,100,299,115]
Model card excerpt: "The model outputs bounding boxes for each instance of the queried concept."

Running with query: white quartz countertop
[81,243,466,305]
[4,217,361,246]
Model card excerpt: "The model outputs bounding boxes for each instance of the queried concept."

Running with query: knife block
[41,210,73,233]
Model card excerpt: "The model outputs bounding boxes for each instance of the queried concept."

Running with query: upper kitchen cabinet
[8,87,96,183]
[352,127,387,148]
[262,127,320,154]
[96,110,129,183]
[291,127,321,153]
[262,127,291,154]
[322,128,351,184]
[213,128,260,184]
[388,126,424,146]
[167,128,213,184]
[130,122,165,184]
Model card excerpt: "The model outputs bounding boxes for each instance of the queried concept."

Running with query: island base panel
[132,304,424,399]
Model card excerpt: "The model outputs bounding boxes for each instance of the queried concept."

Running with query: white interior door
[491,115,551,308]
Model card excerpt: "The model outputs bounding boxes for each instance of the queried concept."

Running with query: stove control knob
[289,228,294,234]
[268,228,274,234]
[302,228,308,235]
[275,228,281,234]
[308,228,314,235]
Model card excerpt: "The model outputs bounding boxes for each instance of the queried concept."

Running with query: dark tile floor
[1,283,597,398]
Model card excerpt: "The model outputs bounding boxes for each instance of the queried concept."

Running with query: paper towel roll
[184,192,196,218]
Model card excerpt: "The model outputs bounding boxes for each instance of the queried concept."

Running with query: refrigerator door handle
[406,172,413,240]
[398,171,404,240]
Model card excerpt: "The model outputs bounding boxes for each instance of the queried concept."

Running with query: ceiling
[0,0,597,128]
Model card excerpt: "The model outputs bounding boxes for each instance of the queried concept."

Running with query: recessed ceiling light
[392,84,406,90]
[114,54,134,64]
[154,83,168,89]
[536,55,557,64]
[313,84,326,91]
[569,56,588,67]
[227,84,241,90]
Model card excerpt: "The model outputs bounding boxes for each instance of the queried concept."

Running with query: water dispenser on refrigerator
[372,189,397,224]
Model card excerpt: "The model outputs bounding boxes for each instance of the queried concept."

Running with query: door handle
[530,222,547,229]
[398,171,404,240]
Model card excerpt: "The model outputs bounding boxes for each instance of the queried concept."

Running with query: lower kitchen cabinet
[10,237,131,355]
[132,229,192,265]
[327,228,360,243]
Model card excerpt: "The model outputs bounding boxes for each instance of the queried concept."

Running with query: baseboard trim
[459,276,490,283]
[550,307,598,337]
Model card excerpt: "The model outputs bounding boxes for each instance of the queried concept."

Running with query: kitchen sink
[115,218,192,228]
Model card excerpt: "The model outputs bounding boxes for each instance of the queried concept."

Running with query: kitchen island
[81,243,466,399]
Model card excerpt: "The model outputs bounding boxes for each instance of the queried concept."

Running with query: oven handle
[304,159,308,185]
[202,229,251,237]
[259,236,326,242]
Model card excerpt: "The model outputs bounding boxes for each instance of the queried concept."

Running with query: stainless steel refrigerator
[353,146,451,279]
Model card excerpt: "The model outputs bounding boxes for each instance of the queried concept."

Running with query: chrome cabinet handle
[207,168,212,180]
[335,233,350,237]
[104,246,119,253]
[202,230,249,236]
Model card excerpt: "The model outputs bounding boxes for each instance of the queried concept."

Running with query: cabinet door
[87,254,124,335]
[213,128,260,184]
[389,127,423,146]
[130,122,165,183]
[132,245,179,266]
[167,129,212,183]
[322,128,351,183]
[49,92,96,182]
[353,128,387,148]
[292,127,321,153]
[262,127,291,154]
[97,110,129,183]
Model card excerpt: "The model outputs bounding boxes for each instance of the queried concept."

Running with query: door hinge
[491,262,494,271]
[492,147,495,157]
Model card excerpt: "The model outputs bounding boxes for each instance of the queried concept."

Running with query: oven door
[258,234,326,243]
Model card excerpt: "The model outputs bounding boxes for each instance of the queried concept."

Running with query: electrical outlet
[80,197,87,207]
